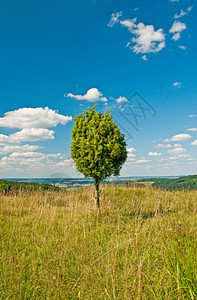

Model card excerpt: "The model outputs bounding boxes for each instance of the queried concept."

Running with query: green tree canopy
[71,105,127,208]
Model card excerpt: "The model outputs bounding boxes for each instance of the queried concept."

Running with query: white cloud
[110,14,165,55]
[0,134,18,146]
[0,144,40,155]
[116,96,128,103]
[191,140,197,146]
[174,10,187,19]
[148,152,162,156]
[120,18,137,30]
[171,133,191,141]
[171,0,180,2]
[9,128,55,142]
[142,55,148,61]
[163,138,170,143]
[173,81,182,88]
[134,159,150,164]
[127,147,136,153]
[66,88,107,102]
[174,144,181,147]
[179,45,186,50]
[131,22,165,54]
[174,6,192,19]
[108,11,122,27]
[0,107,72,129]
[189,114,197,118]
[128,153,136,158]
[55,159,74,167]
[187,128,197,132]
[167,147,186,154]
[155,143,172,148]
[1,152,46,166]
[169,21,186,41]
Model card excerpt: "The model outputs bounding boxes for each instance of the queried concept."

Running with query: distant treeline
[136,175,197,190]
[0,179,59,194]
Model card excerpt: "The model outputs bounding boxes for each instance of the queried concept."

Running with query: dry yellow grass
[1,185,197,299]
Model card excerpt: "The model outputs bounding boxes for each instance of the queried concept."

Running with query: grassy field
[1,185,197,299]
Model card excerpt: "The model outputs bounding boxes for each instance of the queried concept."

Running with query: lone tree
[71,105,127,208]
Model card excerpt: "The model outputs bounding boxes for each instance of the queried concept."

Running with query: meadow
[1,185,197,299]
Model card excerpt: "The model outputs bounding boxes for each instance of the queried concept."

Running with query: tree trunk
[95,180,100,209]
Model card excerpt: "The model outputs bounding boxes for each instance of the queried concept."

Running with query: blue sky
[0,0,196,178]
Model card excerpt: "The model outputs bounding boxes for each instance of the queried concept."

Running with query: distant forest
[0,175,197,193]
[0,179,59,194]
[136,175,197,190]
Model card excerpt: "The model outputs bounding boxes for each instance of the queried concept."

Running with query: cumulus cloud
[173,82,182,88]
[131,23,165,54]
[1,152,46,166]
[128,153,136,158]
[0,144,40,155]
[134,159,150,164]
[155,143,172,148]
[55,159,74,167]
[167,147,186,154]
[171,133,191,141]
[0,107,72,129]
[8,128,55,142]
[187,128,197,132]
[127,147,136,153]
[169,21,186,41]
[66,88,107,102]
[116,96,128,103]
[109,13,165,55]
[148,152,162,156]
[189,114,197,118]
[191,140,197,146]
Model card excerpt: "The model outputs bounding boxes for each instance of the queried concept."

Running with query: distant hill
[0,179,59,194]
[136,175,197,190]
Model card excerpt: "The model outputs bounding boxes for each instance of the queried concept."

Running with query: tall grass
[1,185,197,299]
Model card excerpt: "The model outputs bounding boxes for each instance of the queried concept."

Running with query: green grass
[1,185,197,299]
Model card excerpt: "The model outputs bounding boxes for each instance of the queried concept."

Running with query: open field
[1,185,197,299]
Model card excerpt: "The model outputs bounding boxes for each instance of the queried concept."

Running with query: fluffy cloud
[155,143,172,148]
[109,13,165,55]
[127,147,136,153]
[0,107,72,129]
[9,128,55,142]
[131,23,165,54]
[1,152,46,166]
[116,96,128,103]
[169,21,186,41]
[0,144,40,155]
[0,134,17,146]
[171,133,191,141]
[66,88,107,102]
[167,147,186,155]
[191,140,197,146]
[187,128,197,132]
[148,152,162,156]
[134,159,150,164]
[173,82,182,88]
